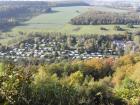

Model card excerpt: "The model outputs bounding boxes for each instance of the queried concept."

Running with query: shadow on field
[0,25,17,32]
[0,10,61,32]
[0,22,29,32]
[48,10,60,14]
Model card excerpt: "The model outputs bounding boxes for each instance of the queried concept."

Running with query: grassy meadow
[12,6,90,32]
[11,6,140,35]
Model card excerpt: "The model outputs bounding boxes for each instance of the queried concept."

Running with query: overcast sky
[0,0,77,1]
[0,0,140,2]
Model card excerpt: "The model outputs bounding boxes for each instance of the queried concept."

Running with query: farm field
[12,6,90,31]
[55,24,140,35]
[15,6,128,29]
[11,6,133,35]
[12,23,140,36]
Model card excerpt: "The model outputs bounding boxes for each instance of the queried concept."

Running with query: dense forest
[0,1,52,31]
[70,11,140,25]
[0,1,89,31]
[0,54,140,105]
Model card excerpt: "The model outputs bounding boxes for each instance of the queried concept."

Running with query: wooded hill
[0,1,88,31]
[0,1,52,31]
[48,1,89,7]
[70,10,140,25]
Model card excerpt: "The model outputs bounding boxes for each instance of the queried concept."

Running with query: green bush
[115,78,140,105]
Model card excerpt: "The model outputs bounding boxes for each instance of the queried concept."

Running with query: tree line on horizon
[70,10,140,25]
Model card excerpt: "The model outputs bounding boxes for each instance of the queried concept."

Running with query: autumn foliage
[0,54,140,105]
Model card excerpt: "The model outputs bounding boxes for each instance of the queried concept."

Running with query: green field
[1,6,140,45]
[12,6,90,31]
[52,24,140,35]
[12,6,126,33]
[11,6,140,35]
